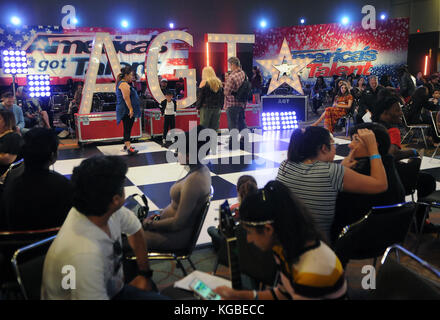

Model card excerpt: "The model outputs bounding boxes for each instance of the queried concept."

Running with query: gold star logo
[256,38,314,95]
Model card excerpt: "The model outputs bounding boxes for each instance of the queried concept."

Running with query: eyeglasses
[113,239,123,275]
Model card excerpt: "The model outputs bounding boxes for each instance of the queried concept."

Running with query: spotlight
[169,22,174,29]
[11,16,21,26]
[1,49,28,75]
[27,74,51,97]
[72,18,78,25]
[260,19,267,28]
[300,18,305,24]
[341,16,349,25]
[380,14,386,20]
[121,20,129,28]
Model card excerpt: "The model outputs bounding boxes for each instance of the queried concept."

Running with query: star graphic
[30,29,36,35]
[256,38,314,95]
[0,41,5,47]
[15,29,21,35]
[0,28,4,34]
[23,35,29,41]
[15,41,22,47]
[273,61,296,80]
[7,35,13,41]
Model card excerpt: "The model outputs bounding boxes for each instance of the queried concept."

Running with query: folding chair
[11,235,56,300]
[401,111,430,148]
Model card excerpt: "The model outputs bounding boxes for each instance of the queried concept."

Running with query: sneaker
[126,147,138,155]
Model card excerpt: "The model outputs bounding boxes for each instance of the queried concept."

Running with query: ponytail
[240,180,320,264]
[117,66,133,83]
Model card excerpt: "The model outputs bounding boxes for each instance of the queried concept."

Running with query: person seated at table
[0,110,23,178]
[214,180,347,300]
[142,125,211,251]
[0,128,73,231]
[311,81,353,133]
[330,122,405,243]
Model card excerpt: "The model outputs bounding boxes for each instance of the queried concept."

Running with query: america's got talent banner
[0,25,190,85]
[253,18,409,87]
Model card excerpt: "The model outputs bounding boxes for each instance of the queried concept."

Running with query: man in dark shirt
[0,128,73,230]
[356,75,384,124]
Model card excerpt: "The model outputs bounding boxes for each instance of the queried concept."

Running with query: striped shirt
[271,241,347,300]
[276,160,345,238]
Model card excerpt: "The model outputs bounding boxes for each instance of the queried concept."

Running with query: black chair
[334,202,416,267]
[211,225,278,289]
[11,235,56,300]
[401,109,430,148]
[372,244,440,300]
[0,228,60,292]
[430,111,440,158]
[394,156,421,202]
[125,195,211,277]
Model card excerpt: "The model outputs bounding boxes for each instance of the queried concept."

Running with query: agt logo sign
[299,47,378,78]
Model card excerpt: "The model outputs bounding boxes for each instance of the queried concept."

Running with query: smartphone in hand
[190,279,221,300]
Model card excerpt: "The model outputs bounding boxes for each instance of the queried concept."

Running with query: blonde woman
[196,66,224,130]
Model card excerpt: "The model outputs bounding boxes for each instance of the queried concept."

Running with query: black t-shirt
[331,154,405,243]
[0,169,73,230]
[0,132,23,175]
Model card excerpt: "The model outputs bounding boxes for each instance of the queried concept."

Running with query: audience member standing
[0,128,73,230]
[116,66,141,155]
[251,66,263,105]
[159,90,177,146]
[398,65,416,102]
[224,57,248,148]
[196,66,224,131]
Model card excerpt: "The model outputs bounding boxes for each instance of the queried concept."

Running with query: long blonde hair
[202,66,222,93]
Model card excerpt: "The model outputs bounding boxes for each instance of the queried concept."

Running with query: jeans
[200,108,221,131]
[226,106,248,146]
[112,285,170,300]
[122,114,135,142]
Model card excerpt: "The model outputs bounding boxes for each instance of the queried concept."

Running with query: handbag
[124,194,149,222]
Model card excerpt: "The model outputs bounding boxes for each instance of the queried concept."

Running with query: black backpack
[232,74,252,103]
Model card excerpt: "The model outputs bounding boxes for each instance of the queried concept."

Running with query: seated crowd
[0,78,439,300]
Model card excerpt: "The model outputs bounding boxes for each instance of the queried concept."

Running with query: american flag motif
[0,25,189,85]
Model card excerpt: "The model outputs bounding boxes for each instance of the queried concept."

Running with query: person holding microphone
[116,66,141,155]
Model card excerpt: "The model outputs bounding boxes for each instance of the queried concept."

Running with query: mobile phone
[190,279,221,300]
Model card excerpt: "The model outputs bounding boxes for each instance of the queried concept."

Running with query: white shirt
[41,206,141,300]
[164,101,176,115]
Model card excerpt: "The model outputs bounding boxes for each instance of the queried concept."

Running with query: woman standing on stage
[116,66,141,155]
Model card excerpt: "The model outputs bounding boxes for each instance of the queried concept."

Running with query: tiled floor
[53,131,440,247]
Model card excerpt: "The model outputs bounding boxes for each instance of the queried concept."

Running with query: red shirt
[388,127,401,149]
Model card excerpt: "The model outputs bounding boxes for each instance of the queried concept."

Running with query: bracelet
[370,154,381,160]
[252,290,258,300]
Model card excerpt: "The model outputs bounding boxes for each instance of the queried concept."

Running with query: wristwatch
[138,269,153,279]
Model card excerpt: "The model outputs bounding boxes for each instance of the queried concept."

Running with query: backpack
[232,74,252,103]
